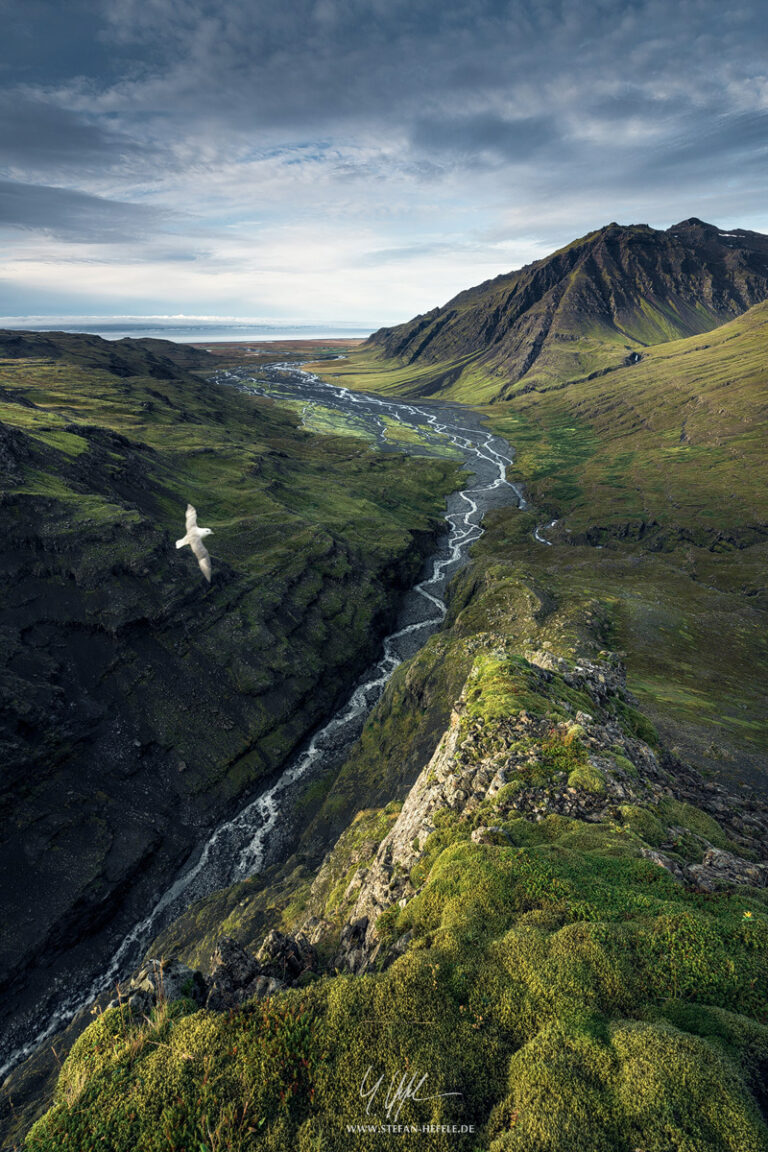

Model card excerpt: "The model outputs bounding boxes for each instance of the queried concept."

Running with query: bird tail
[175,535,189,549]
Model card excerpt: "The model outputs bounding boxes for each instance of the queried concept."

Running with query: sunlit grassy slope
[489,298,768,533]
[311,302,768,788]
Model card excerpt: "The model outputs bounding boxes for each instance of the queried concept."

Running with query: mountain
[0,329,219,378]
[362,218,768,400]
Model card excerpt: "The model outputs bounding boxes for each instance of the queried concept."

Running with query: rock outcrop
[108,930,318,1018]
[106,958,207,1014]
[302,652,768,974]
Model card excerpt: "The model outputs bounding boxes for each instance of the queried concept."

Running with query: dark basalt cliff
[0,332,459,1089]
[365,218,768,397]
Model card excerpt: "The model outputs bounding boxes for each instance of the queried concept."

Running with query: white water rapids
[1,363,524,1078]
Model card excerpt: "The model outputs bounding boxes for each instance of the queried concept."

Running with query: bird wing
[185,504,198,532]
[190,535,212,582]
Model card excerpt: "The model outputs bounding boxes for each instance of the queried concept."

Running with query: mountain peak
[365,218,768,401]
[669,217,716,230]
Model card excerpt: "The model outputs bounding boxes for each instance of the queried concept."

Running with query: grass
[244,371,463,459]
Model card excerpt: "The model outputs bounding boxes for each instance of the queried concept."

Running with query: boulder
[107,958,204,1013]
[686,848,768,892]
[255,929,317,982]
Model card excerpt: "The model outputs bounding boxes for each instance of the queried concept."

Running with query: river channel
[0,361,523,1078]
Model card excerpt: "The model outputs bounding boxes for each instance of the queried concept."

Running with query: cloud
[644,109,768,176]
[0,0,766,320]
[0,93,144,175]
[0,179,166,241]
[411,114,562,164]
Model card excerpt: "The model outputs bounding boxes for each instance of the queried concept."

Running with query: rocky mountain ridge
[364,218,768,399]
[298,649,768,975]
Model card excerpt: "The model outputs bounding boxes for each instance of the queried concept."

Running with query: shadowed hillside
[0,331,461,1123]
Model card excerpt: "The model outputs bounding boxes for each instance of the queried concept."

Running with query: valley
[3,218,768,1152]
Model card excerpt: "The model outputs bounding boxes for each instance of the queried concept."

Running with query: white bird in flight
[176,504,213,582]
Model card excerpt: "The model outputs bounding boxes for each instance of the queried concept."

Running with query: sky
[0,0,767,327]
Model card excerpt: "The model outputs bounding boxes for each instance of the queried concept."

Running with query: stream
[0,362,524,1079]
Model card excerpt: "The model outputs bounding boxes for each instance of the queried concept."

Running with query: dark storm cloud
[0,93,141,173]
[0,179,165,241]
[5,0,768,178]
[83,0,764,122]
[0,0,113,84]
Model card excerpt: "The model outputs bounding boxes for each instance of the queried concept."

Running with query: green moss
[606,751,638,777]
[463,653,551,722]
[489,1019,768,1152]
[538,730,586,775]
[658,799,736,853]
[30,827,768,1151]
[617,803,666,846]
[614,700,659,746]
[567,763,606,794]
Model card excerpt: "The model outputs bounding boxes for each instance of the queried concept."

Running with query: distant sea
[0,319,374,344]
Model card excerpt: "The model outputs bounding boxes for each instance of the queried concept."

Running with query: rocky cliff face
[365,219,768,397]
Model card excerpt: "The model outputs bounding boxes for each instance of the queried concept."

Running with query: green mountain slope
[492,296,768,533]
[0,331,460,1093]
[313,295,768,801]
[347,218,768,401]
